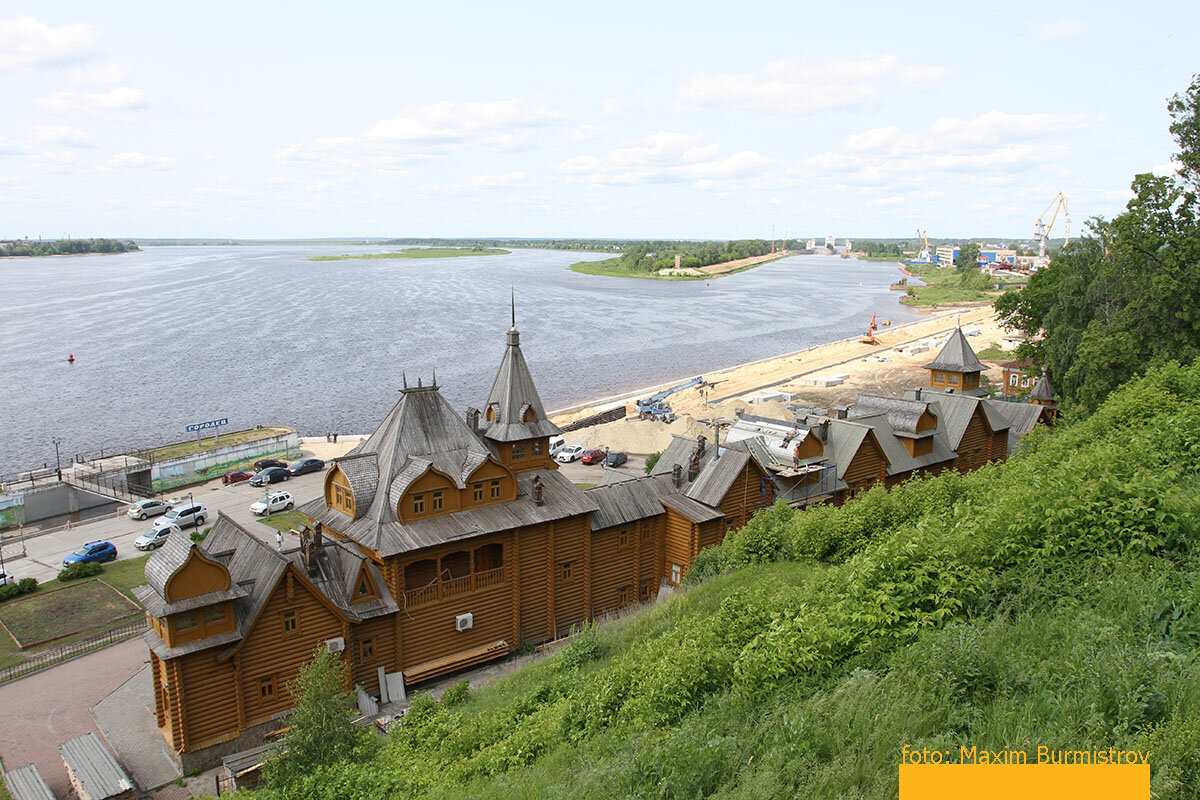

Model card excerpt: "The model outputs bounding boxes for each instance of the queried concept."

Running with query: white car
[250,491,294,516]
[127,498,172,521]
[556,445,585,463]
[135,524,181,550]
[549,436,566,458]
[152,502,207,531]
[0,570,15,587]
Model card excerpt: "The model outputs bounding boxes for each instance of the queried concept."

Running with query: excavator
[861,313,880,345]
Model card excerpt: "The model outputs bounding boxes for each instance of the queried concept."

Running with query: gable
[164,549,231,603]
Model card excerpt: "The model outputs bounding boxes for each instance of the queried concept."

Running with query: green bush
[643,451,662,474]
[0,576,38,601]
[57,562,103,581]
[440,680,471,707]
[558,621,603,670]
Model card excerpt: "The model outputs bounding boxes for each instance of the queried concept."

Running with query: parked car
[135,524,181,550]
[549,436,566,458]
[152,502,207,531]
[62,540,117,568]
[0,570,15,586]
[250,491,294,516]
[126,498,172,521]
[249,467,289,486]
[602,451,628,468]
[556,445,585,463]
[286,458,325,476]
[222,470,253,485]
[253,458,289,472]
[580,449,608,465]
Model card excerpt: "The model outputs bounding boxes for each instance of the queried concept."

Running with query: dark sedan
[286,457,326,476]
[222,470,252,485]
[253,458,289,472]
[249,467,290,486]
[602,451,628,468]
[580,449,607,465]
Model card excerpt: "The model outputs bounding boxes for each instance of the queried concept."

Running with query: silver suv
[152,502,207,531]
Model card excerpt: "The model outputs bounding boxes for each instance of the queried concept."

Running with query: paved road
[3,447,645,584]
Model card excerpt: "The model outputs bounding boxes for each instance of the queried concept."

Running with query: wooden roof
[1029,368,1056,402]
[849,394,934,435]
[482,327,562,443]
[923,327,985,373]
[684,450,751,507]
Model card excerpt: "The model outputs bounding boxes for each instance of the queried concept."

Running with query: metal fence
[0,617,144,685]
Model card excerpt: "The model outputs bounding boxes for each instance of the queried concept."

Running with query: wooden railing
[403,567,505,607]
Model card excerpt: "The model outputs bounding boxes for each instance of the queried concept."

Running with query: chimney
[834,405,849,420]
[688,451,701,482]
[672,463,683,488]
[696,434,707,458]
[312,522,323,549]
[532,475,544,506]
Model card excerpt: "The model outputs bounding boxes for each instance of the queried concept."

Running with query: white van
[548,436,566,458]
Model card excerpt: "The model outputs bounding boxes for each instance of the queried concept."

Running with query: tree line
[0,238,139,257]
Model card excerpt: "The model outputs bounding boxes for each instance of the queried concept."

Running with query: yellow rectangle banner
[900,764,1149,799]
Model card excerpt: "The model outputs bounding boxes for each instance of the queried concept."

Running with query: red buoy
[67,353,75,363]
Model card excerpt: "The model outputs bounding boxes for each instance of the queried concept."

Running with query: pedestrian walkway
[92,665,181,791]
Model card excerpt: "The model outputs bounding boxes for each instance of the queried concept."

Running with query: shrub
[191,526,211,544]
[57,562,103,581]
[0,576,38,601]
[643,451,662,474]
[440,680,471,707]
[558,621,603,670]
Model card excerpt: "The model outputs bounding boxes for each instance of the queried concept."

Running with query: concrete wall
[19,483,117,524]
[152,432,300,487]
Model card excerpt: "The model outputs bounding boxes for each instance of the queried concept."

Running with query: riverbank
[309,247,509,261]
[548,304,1005,455]
[570,250,791,280]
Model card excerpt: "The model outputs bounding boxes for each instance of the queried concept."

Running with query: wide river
[0,245,917,473]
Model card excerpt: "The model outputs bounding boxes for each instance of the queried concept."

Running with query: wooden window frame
[472,482,484,502]
[280,610,299,638]
[512,443,526,460]
[259,675,275,701]
[360,637,375,661]
[618,529,629,548]
[671,563,681,585]
[203,605,226,626]
[175,612,197,631]
[559,560,573,582]
[618,585,630,606]
[489,479,501,499]
[431,490,443,512]
[412,493,426,515]
[531,439,543,456]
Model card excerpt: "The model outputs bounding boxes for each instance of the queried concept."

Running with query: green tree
[643,450,662,474]
[261,647,373,790]
[955,241,980,276]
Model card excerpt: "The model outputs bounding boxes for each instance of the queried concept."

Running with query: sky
[0,1,1196,240]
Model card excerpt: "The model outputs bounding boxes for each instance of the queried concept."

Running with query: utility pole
[52,437,62,481]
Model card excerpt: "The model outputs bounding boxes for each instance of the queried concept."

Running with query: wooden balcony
[403,567,505,607]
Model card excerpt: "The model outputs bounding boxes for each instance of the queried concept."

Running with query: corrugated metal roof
[3,764,57,800]
[59,732,134,799]
[923,327,985,373]
[992,401,1049,456]
[482,328,562,442]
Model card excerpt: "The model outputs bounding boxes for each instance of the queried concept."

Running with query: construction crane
[636,376,705,422]
[1033,193,1071,259]
[915,228,932,262]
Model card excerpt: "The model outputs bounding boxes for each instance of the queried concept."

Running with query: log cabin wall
[840,431,889,501]
[590,522,640,616]
[237,569,346,728]
[177,649,239,752]
[350,615,396,695]
[718,458,773,532]
[551,514,589,638]
[663,508,695,586]
[518,522,550,643]
[955,409,995,473]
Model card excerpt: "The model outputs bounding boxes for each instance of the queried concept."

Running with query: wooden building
[923,327,988,396]
[137,323,775,768]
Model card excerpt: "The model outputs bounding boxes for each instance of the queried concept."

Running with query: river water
[0,245,916,472]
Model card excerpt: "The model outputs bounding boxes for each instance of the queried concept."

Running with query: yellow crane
[1034,193,1071,259]
[915,228,932,262]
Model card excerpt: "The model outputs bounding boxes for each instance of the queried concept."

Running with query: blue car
[62,540,117,568]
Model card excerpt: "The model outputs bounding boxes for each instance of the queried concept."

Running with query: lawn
[0,579,140,648]
[309,248,508,261]
[256,509,309,533]
[136,426,292,463]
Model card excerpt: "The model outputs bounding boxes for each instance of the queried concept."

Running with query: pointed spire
[402,371,408,390]
[432,368,437,388]
[510,287,516,330]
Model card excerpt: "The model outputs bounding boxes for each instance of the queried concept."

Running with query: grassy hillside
[252,362,1200,800]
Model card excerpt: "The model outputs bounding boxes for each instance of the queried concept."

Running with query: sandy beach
[550,303,1007,455]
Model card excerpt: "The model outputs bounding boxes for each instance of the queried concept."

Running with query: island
[308,247,509,261]
[570,240,788,280]
[0,238,140,257]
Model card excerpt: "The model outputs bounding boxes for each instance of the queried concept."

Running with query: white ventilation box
[325,636,345,653]
[455,613,474,632]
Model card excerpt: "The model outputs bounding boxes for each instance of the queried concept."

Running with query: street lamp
[52,437,62,481]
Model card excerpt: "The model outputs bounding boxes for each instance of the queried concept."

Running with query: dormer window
[486,403,499,422]
[489,479,501,499]
[413,493,425,515]
[522,405,536,422]
[431,490,443,511]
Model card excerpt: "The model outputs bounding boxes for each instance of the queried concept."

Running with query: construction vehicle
[861,313,880,345]
[636,376,705,422]
[1034,193,1071,260]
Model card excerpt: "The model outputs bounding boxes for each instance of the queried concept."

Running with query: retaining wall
[16,483,117,525]
[151,432,300,488]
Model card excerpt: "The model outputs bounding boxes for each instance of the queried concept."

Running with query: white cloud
[0,16,98,69]
[601,98,626,117]
[109,152,175,169]
[468,171,528,187]
[30,125,91,146]
[69,62,129,85]
[276,98,564,169]
[1035,19,1091,40]
[569,124,604,143]
[37,86,147,117]
[676,55,947,113]
[560,131,774,187]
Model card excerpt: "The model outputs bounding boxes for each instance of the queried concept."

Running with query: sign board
[186,418,228,433]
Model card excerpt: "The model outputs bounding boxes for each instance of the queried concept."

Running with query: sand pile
[564,415,710,455]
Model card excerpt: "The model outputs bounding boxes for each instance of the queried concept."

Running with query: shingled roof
[482,327,561,443]
[849,394,935,435]
[923,327,985,373]
[1029,367,1056,402]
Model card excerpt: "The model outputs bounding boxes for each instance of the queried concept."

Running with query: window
[640,579,651,600]
[203,605,226,626]
[357,575,373,597]
[360,638,375,661]
[490,479,501,499]
[259,676,275,700]
[640,526,651,541]
[512,443,526,460]
[412,493,425,515]
[175,612,197,631]
[431,490,443,512]
[531,440,543,456]
[618,586,630,606]
[559,561,573,582]
[280,610,298,637]
[671,563,681,585]
[948,373,960,386]
[473,482,484,502]
[1009,373,1020,387]
[618,529,629,548]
